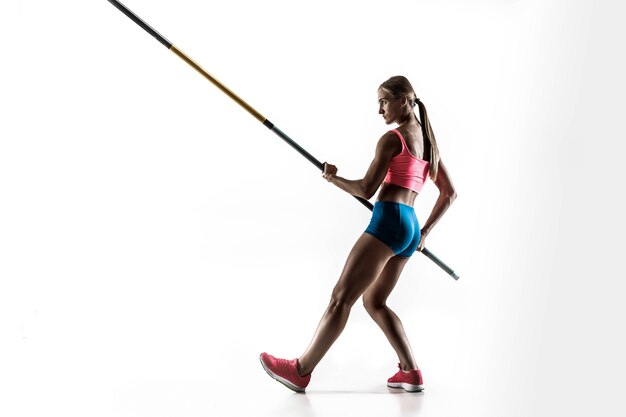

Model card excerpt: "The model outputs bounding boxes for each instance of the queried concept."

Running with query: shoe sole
[388,382,424,392]
[259,355,306,393]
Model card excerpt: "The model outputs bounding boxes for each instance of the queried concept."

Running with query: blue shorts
[364,201,421,258]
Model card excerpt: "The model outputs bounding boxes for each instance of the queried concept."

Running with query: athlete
[260,75,457,392]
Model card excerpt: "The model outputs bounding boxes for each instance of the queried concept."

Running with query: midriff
[376,182,418,207]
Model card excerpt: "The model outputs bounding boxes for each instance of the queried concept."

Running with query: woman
[260,76,457,392]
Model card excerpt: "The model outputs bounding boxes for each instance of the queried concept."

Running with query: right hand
[322,162,338,181]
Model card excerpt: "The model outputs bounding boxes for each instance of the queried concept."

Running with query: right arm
[322,132,398,200]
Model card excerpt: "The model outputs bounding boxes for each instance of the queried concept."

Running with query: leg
[297,233,395,375]
[363,255,418,371]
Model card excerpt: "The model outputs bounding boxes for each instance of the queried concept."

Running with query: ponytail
[415,99,440,181]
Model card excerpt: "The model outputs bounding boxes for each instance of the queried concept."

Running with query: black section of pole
[267,124,373,210]
[107,0,172,49]
[422,248,459,280]
[268,125,324,170]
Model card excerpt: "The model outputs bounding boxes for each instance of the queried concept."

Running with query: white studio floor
[0,334,541,417]
[3,268,616,417]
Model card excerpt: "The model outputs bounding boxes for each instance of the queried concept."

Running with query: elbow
[443,189,457,203]
[360,181,376,200]
[363,187,376,200]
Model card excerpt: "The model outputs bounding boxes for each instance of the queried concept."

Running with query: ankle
[401,362,419,372]
[296,359,310,377]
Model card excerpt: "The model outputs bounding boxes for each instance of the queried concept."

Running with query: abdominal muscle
[376,182,417,206]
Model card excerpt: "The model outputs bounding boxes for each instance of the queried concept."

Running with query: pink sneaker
[259,353,311,392]
[387,363,424,392]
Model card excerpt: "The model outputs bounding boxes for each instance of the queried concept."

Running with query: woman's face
[377,88,406,125]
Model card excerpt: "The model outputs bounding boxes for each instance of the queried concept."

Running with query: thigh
[331,233,396,304]
[363,255,411,306]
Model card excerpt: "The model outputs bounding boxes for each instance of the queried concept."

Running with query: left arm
[417,159,457,250]
[322,132,397,200]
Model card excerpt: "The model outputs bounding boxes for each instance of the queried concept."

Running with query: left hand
[323,162,338,181]
[417,229,429,252]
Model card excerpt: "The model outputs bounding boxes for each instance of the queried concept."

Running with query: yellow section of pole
[170,45,267,124]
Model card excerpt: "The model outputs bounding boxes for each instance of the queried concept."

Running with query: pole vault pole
[106,0,460,280]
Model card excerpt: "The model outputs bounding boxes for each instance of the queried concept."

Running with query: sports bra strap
[390,129,408,153]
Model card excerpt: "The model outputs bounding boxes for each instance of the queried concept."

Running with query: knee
[329,288,358,311]
[363,294,386,315]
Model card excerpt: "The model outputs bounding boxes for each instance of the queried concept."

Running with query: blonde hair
[379,76,441,181]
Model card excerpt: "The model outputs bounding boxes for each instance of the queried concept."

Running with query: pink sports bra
[384,129,430,193]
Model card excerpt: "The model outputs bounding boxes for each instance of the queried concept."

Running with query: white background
[1,1,625,416]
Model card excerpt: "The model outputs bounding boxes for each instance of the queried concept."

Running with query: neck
[397,111,419,128]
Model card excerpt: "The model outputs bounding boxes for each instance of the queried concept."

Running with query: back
[383,129,430,193]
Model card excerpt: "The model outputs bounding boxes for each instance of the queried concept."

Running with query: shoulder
[375,130,402,157]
